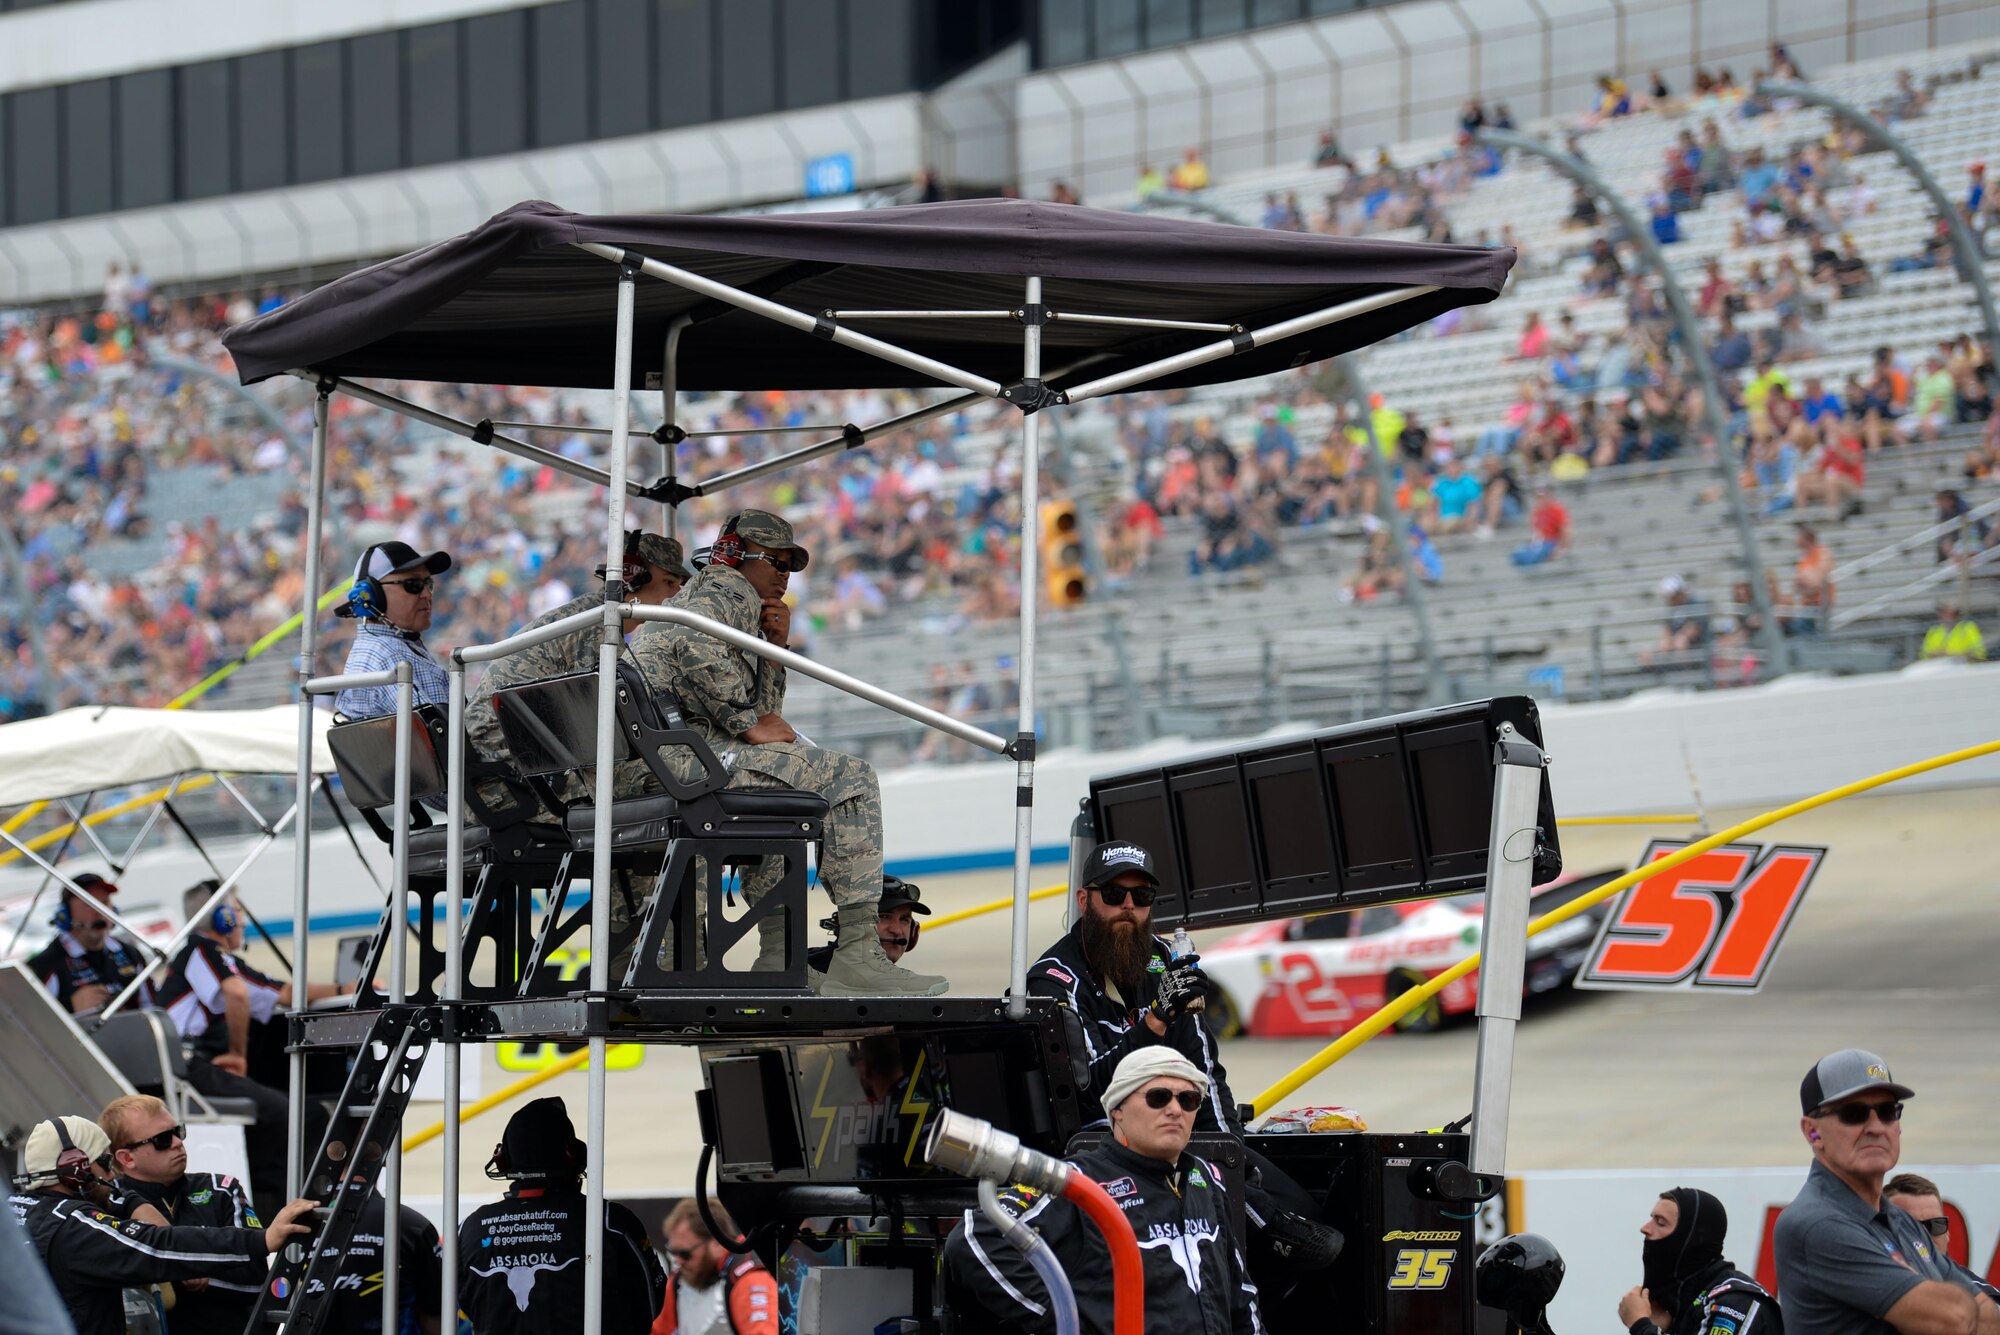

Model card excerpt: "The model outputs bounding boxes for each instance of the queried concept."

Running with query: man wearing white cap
[9,1114,316,1335]
[333,540,453,718]
[943,1048,1262,1335]
[1774,1049,1997,1335]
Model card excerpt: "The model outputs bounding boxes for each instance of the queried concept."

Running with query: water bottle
[1170,924,1204,1014]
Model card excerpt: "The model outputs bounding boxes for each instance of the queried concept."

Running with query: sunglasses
[1090,883,1157,908]
[126,1125,186,1152]
[1916,1215,1951,1239]
[667,1246,697,1261]
[1143,1088,1202,1112]
[738,551,801,574]
[1815,1100,1904,1126]
[384,577,435,595]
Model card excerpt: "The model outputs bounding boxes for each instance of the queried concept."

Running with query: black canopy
[224,198,1512,393]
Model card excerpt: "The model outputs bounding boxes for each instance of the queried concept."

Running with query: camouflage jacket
[464,589,617,763]
[625,565,787,783]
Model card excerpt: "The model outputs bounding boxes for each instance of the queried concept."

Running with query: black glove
[1152,956,1212,1024]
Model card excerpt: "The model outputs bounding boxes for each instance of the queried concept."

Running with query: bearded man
[1026,841,1342,1312]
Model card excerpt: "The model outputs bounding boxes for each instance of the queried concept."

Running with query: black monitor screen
[1176,775,1253,894]
[1413,736,1493,861]
[1097,781,1181,909]
[1252,767,1333,883]
[1328,748,1414,870]
[709,1056,778,1170]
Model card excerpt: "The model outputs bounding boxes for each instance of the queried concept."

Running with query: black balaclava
[1642,1187,1728,1314]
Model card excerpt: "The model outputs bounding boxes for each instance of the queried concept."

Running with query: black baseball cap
[355,540,452,582]
[1080,841,1159,889]
[879,874,930,916]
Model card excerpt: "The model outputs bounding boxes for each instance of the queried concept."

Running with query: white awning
[0,706,336,805]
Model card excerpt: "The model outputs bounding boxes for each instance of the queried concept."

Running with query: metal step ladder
[246,1004,437,1335]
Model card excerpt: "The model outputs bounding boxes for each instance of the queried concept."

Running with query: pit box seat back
[493,666,823,992]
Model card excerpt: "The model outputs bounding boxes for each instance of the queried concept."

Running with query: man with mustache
[1028,842,1231,1134]
[1026,842,1338,1310]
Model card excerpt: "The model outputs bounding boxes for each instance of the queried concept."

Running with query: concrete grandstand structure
[0,0,1996,765]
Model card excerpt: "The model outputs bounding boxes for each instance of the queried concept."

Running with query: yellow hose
[1249,738,2000,1118]
[924,881,1068,928]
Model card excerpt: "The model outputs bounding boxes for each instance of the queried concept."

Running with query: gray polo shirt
[1774,1158,1973,1335]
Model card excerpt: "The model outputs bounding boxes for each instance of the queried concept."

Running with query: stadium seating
[2,40,1995,766]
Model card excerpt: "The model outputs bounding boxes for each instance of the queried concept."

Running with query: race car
[1198,869,1623,1038]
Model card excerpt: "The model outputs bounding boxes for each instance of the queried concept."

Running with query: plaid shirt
[334,621,449,718]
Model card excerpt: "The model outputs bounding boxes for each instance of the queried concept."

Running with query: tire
[1389,969,1446,1035]
[1204,985,1245,1039]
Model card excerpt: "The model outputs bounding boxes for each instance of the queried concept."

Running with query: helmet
[1477,1233,1565,1335]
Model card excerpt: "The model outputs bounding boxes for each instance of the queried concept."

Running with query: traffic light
[1041,501,1087,607]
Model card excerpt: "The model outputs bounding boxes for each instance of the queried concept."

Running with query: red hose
[1063,1171,1144,1335]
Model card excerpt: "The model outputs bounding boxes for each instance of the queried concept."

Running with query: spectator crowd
[4,44,1998,729]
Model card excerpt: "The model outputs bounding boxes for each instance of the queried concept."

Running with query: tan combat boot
[751,914,790,974]
[819,904,947,997]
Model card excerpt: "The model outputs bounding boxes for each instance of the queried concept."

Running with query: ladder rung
[345,1105,376,1118]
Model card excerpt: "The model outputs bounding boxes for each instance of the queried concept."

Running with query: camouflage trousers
[724,742,885,913]
[612,742,882,911]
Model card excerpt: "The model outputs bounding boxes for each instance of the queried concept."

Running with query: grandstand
[1,4,1996,766]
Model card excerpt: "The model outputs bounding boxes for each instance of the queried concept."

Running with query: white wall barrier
[1509,1164,2000,1333]
[878,662,2000,875]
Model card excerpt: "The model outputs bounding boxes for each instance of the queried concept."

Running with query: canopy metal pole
[1008,276,1045,1022]
[691,389,984,497]
[382,659,412,1335]
[1061,285,1440,403]
[584,253,640,1335]
[440,663,467,1335]
[663,315,689,542]
[574,243,1007,399]
[288,385,329,1199]
[292,371,644,497]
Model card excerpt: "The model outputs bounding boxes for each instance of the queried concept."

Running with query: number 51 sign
[1574,840,1828,993]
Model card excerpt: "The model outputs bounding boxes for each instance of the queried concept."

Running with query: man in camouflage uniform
[464,530,691,974]
[625,510,947,997]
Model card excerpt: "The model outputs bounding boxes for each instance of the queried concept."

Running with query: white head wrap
[1100,1046,1209,1119]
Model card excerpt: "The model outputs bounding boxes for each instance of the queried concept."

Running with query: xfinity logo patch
[1102,1177,1137,1199]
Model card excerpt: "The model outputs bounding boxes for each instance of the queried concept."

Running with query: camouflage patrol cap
[726,509,810,570]
[628,531,691,582]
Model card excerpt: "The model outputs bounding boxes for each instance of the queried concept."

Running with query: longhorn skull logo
[468,1255,579,1310]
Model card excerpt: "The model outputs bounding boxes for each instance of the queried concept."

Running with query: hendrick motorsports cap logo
[1100,844,1147,865]
[1383,1230,1461,1242]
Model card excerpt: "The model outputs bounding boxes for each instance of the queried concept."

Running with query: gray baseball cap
[1800,1048,1915,1115]
[727,509,810,570]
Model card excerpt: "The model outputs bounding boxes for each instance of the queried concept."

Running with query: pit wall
[878,662,2000,875]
